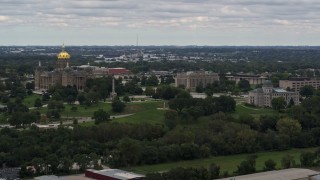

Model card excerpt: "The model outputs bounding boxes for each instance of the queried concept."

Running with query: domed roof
[57,44,70,60]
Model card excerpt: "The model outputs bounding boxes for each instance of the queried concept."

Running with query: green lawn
[116,108,165,124]
[116,101,165,124]
[127,148,316,175]
[34,100,164,119]
[22,94,42,108]
[61,103,112,117]
[232,104,279,119]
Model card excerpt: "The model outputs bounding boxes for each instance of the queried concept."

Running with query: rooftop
[86,169,145,180]
[218,168,319,180]
[273,88,288,93]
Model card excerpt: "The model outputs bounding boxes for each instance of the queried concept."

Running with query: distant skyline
[1,0,320,46]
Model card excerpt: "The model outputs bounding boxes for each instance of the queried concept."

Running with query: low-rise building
[218,168,320,180]
[279,77,320,92]
[85,169,145,180]
[247,80,299,107]
[175,71,219,91]
[225,73,267,85]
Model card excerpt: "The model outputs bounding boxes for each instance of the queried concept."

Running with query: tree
[117,138,142,166]
[236,155,257,175]
[8,112,23,128]
[259,115,278,132]
[238,113,257,129]
[209,163,220,179]
[264,159,276,171]
[93,109,110,124]
[205,89,213,97]
[164,110,179,129]
[42,93,50,101]
[216,96,236,112]
[34,98,42,109]
[146,75,159,86]
[8,112,37,128]
[123,95,130,103]
[300,152,315,167]
[287,98,295,108]
[45,154,59,173]
[281,155,295,168]
[300,85,314,97]
[195,84,204,93]
[31,157,45,175]
[145,87,155,96]
[77,93,86,105]
[112,100,126,113]
[271,97,286,111]
[235,129,258,153]
[238,79,251,92]
[25,82,35,90]
[186,106,204,121]
[74,154,89,171]
[276,117,302,138]
[176,91,192,99]
[66,95,76,104]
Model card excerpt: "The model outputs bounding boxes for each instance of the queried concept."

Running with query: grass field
[116,107,165,124]
[62,103,112,117]
[127,148,316,175]
[22,94,42,108]
[51,101,164,124]
[232,104,279,119]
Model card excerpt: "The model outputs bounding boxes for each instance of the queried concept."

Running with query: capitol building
[35,45,130,91]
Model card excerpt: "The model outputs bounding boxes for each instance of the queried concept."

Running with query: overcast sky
[1,0,320,46]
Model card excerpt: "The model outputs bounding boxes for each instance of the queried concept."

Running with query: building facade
[35,45,91,91]
[279,77,320,92]
[247,80,299,107]
[225,74,267,85]
[175,71,219,91]
[35,45,130,92]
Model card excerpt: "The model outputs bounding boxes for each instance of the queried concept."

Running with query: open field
[34,100,163,117]
[53,100,164,124]
[127,148,316,175]
[232,104,279,119]
[116,107,165,124]
[22,94,42,108]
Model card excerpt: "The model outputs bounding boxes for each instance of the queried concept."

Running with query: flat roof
[218,168,319,180]
[273,88,288,93]
[86,169,145,180]
[35,175,59,180]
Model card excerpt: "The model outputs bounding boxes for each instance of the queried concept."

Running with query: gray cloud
[1,0,320,45]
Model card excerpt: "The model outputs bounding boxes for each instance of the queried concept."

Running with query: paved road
[0,114,135,128]
[61,113,134,124]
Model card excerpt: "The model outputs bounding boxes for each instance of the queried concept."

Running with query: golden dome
[57,44,71,60]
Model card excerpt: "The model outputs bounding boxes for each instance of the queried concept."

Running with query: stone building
[175,71,219,91]
[35,45,91,91]
[279,77,320,92]
[35,45,130,92]
[247,80,299,107]
[225,73,267,85]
